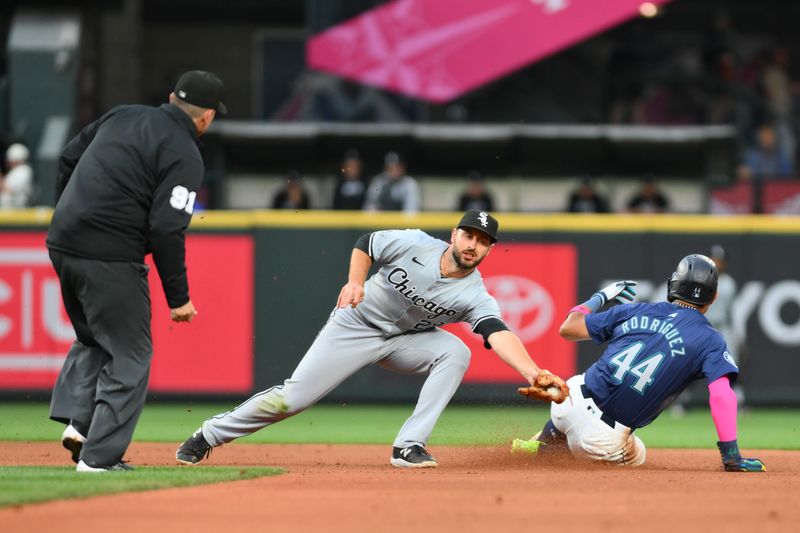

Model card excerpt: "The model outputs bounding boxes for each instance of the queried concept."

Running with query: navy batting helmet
[667,254,718,305]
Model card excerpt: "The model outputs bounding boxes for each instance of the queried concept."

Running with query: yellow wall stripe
[3,209,800,234]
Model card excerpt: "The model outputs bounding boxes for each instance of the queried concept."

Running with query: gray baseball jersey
[357,229,502,335]
[200,228,503,453]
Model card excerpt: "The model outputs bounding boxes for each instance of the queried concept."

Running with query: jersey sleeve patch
[723,350,738,369]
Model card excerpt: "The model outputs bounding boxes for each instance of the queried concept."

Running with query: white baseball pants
[551,374,646,466]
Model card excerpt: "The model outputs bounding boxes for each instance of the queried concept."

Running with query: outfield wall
[0,210,798,405]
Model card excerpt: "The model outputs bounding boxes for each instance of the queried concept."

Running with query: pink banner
[307,0,672,103]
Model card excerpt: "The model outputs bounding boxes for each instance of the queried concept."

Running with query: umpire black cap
[457,210,499,243]
[667,254,718,306]
[174,71,227,115]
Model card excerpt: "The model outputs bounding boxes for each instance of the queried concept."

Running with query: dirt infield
[2,442,798,533]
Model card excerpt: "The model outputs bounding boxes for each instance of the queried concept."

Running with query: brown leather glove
[518,371,570,404]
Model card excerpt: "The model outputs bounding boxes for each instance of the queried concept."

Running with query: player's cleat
[723,458,767,472]
[717,440,766,472]
[390,445,438,468]
[61,424,87,464]
[511,436,543,455]
[76,460,134,472]
[176,428,213,465]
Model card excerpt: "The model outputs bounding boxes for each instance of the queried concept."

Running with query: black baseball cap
[174,70,227,115]
[457,209,499,243]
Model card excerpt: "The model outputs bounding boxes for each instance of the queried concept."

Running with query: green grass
[1,402,799,449]
[0,466,280,507]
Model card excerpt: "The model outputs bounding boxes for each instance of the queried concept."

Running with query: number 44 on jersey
[608,342,665,394]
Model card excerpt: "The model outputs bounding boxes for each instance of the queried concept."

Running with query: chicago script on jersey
[387,267,459,320]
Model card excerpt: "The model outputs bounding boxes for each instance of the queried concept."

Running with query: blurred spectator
[363,152,420,213]
[761,48,795,165]
[332,149,367,210]
[457,171,494,212]
[643,83,706,125]
[607,21,665,124]
[566,175,610,213]
[702,12,745,127]
[762,49,793,122]
[271,171,311,210]
[738,124,794,182]
[706,245,745,405]
[703,10,737,78]
[1,143,33,208]
[626,174,670,213]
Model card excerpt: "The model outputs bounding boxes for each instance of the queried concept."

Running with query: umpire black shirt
[47,103,203,308]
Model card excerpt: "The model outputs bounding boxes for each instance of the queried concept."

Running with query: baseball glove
[518,371,570,404]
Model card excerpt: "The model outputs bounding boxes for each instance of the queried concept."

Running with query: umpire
[47,70,225,472]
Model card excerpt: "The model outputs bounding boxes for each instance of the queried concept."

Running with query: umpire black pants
[48,250,153,467]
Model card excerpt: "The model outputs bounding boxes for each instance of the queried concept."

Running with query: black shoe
[390,445,438,468]
[76,460,134,472]
[176,428,212,465]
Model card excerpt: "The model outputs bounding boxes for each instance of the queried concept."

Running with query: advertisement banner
[709,182,800,214]
[147,235,254,393]
[308,0,672,102]
[446,243,577,382]
[0,233,72,389]
[0,233,254,393]
[3,218,799,404]
[763,181,800,214]
[709,183,752,214]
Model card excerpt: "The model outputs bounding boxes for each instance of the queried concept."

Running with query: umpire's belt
[580,384,633,433]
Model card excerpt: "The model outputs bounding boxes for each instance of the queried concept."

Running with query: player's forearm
[489,330,540,382]
[559,312,590,341]
[708,376,738,442]
[559,280,636,341]
[709,377,764,471]
[336,247,373,308]
[348,248,372,284]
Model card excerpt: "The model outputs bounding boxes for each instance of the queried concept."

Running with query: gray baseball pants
[48,250,153,467]
[202,307,471,448]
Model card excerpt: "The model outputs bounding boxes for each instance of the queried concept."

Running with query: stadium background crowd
[0,0,798,214]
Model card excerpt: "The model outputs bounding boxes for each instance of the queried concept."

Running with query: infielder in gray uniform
[176,210,560,467]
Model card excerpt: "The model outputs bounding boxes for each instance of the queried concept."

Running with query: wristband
[583,293,605,313]
[569,304,592,315]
